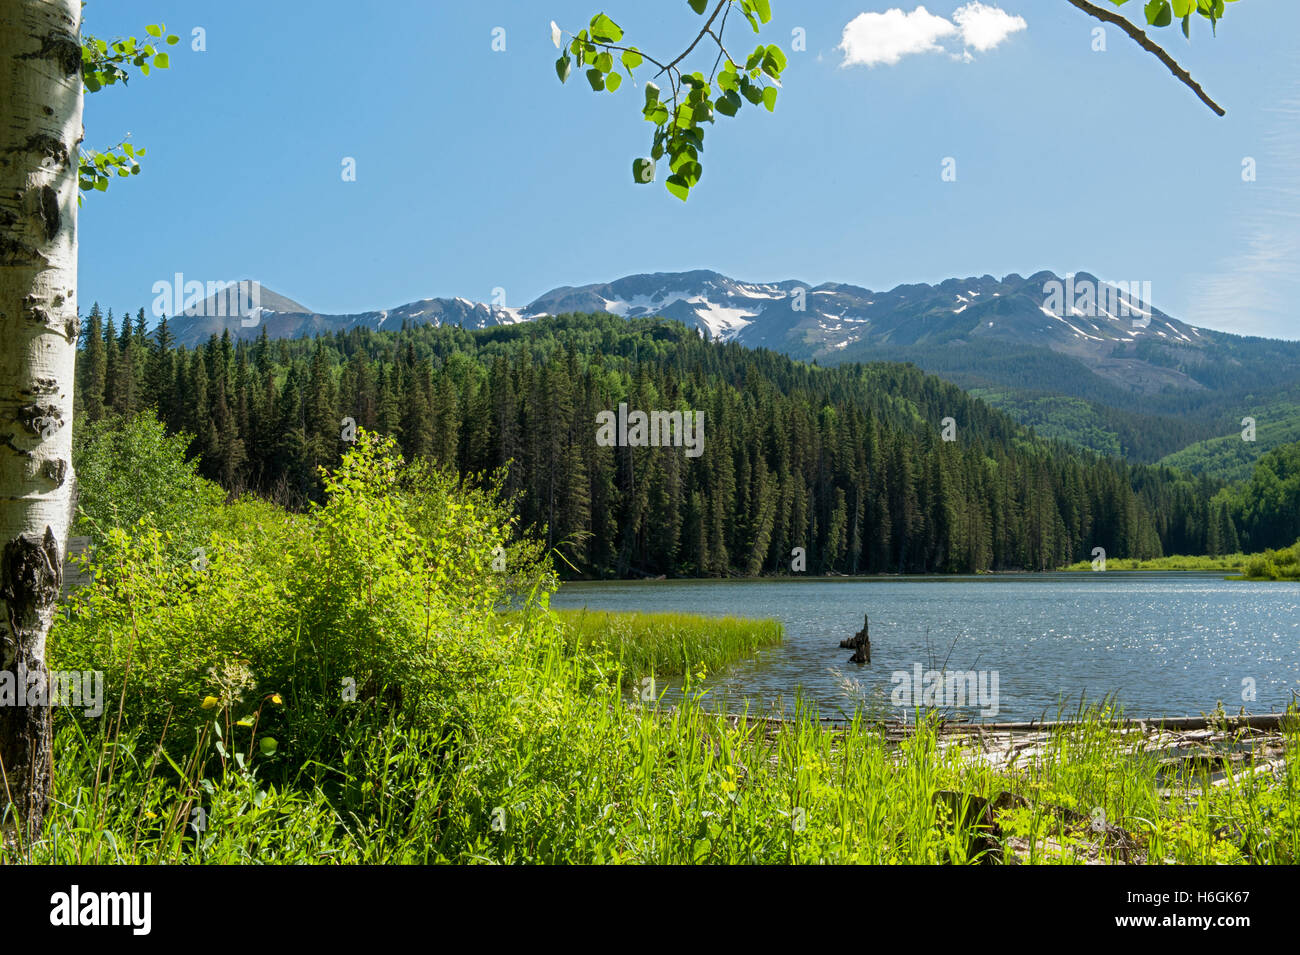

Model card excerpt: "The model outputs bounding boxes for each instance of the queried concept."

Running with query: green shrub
[51,429,555,741]
[73,410,225,551]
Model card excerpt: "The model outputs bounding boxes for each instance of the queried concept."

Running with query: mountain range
[165,269,1300,473]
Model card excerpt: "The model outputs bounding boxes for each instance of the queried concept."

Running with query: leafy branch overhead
[553,1,1242,202]
[1084,0,1243,116]
[553,0,785,202]
[78,21,179,198]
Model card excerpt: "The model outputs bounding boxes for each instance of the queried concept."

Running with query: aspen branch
[1065,0,1226,116]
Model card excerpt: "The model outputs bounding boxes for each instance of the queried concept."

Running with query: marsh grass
[14,665,1297,864]
[1059,542,1300,579]
[1060,553,1251,572]
[549,609,783,684]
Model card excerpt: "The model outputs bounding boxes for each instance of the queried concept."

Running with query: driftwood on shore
[839,613,870,664]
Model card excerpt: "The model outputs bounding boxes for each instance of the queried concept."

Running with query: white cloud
[839,7,956,67]
[953,2,1027,52]
[839,3,1026,68]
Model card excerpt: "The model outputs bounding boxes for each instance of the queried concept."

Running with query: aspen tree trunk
[0,0,82,846]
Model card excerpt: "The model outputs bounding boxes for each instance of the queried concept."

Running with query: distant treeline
[75,305,1263,577]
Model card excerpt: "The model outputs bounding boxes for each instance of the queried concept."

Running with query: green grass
[13,690,1299,865]
[549,609,783,684]
[1059,541,1300,579]
[1059,553,1250,573]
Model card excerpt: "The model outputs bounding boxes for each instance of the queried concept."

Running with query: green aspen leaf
[587,68,606,91]
[621,48,643,71]
[644,81,660,106]
[1144,0,1173,26]
[145,24,161,37]
[753,0,772,23]
[590,13,623,43]
[718,68,739,92]
[1172,0,1193,15]
[763,44,787,76]
[556,55,573,83]
[259,736,278,756]
[762,86,777,111]
[633,158,655,183]
[716,90,741,116]
[167,35,179,45]
[670,144,698,171]
[595,51,614,73]
[606,70,622,92]
[665,174,691,201]
[688,0,708,14]
[153,52,169,68]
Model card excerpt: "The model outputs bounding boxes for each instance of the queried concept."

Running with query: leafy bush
[1242,540,1300,580]
[52,429,554,740]
[73,410,225,550]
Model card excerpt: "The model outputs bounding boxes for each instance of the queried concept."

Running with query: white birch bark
[0,0,82,844]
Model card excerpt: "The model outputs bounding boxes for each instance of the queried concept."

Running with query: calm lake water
[551,574,1300,722]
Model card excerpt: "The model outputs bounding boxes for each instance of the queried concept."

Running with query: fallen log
[939,713,1295,734]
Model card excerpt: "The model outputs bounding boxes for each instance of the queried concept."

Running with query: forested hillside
[76,305,1238,576]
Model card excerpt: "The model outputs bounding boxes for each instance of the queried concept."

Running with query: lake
[551,573,1300,722]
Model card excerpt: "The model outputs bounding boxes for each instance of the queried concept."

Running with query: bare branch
[1065,0,1226,116]
[658,0,731,79]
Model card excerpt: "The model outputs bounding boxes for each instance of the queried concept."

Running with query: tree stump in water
[839,613,870,664]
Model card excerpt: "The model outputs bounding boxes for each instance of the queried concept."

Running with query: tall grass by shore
[1059,553,1250,573]
[1059,541,1300,580]
[548,609,783,683]
[15,691,1298,865]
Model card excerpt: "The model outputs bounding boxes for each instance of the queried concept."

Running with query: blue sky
[79,0,1300,339]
